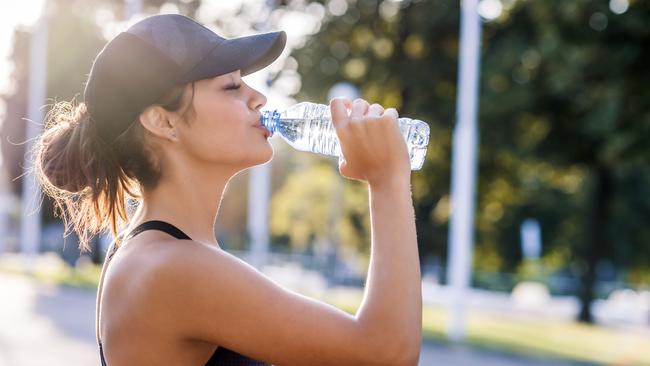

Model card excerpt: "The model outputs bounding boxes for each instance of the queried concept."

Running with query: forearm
[355,179,422,359]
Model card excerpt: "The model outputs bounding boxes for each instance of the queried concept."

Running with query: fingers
[383,107,398,121]
[367,103,384,117]
[350,98,369,120]
[331,97,398,129]
[330,97,351,130]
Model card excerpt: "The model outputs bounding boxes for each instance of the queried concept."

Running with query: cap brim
[179,30,287,83]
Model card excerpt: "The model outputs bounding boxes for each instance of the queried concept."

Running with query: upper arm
[144,243,407,366]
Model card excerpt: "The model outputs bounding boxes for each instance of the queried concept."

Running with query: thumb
[330,97,351,132]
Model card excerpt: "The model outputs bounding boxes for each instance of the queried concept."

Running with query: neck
[131,159,240,246]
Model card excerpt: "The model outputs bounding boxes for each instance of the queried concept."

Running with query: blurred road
[0,272,593,366]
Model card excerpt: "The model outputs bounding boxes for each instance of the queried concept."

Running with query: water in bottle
[260,102,430,170]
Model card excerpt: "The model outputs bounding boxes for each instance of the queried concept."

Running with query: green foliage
[270,161,370,254]
[271,163,340,250]
[480,0,650,284]
[290,0,650,300]
[291,0,459,265]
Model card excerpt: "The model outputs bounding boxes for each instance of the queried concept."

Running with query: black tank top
[98,220,271,366]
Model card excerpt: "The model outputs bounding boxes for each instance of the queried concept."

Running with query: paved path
[418,341,595,366]
[0,273,97,365]
[0,272,593,365]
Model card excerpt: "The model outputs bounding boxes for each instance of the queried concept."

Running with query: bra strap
[96,220,192,351]
[125,220,193,241]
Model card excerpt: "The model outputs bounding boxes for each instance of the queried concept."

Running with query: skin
[97,69,421,365]
[131,69,271,245]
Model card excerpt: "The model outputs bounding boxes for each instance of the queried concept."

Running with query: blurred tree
[480,0,650,323]
[290,0,650,324]
[270,160,370,255]
[290,0,459,272]
[271,163,341,251]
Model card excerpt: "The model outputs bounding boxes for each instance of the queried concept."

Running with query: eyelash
[225,84,241,90]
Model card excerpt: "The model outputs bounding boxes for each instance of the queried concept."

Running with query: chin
[259,145,274,165]
[247,144,274,168]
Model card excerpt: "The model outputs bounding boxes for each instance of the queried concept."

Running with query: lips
[255,125,271,138]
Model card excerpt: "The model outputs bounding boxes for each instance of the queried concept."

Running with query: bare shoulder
[136,238,412,366]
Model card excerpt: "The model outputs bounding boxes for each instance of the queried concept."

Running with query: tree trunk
[578,164,612,323]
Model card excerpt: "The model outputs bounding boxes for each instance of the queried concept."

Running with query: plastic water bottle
[260,102,430,170]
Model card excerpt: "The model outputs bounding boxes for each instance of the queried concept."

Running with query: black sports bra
[98,220,271,366]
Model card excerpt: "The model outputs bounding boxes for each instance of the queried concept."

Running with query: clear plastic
[261,102,430,170]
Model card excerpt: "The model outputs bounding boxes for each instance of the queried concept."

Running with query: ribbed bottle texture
[261,102,430,170]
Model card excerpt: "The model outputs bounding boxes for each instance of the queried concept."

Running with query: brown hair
[32,82,195,252]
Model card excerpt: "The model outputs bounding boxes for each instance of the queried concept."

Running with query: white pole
[248,0,276,270]
[21,5,48,272]
[326,83,359,284]
[248,162,271,269]
[521,218,541,261]
[446,0,482,341]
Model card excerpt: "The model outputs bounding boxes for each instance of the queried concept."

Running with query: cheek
[191,102,240,143]
[186,117,256,163]
[185,98,269,164]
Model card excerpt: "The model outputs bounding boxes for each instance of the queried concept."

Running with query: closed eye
[225,83,241,90]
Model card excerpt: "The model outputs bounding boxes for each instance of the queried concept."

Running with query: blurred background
[0,0,648,365]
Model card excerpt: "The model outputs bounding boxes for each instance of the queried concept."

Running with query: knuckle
[368,115,383,124]
[385,107,398,115]
[349,116,364,125]
[381,112,398,123]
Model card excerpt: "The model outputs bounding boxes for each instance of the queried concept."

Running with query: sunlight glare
[478,0,503,21]
[0,0,45,93]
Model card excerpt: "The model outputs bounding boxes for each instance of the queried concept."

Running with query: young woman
[34,14,421,366]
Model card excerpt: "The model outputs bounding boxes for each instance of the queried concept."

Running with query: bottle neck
[261,110,280,136]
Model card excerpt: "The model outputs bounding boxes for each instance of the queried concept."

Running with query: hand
[329,97,411,186]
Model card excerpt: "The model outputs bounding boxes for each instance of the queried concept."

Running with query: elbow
[357,323,421,366]
[386,328,422,365]
[386,342,420,366]
[369,334,419,366]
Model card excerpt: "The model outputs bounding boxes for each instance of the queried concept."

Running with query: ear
[139,105,178,142]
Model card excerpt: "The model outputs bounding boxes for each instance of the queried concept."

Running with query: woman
[34,14,421,366]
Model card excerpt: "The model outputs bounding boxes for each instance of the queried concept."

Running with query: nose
[250,88,267,112]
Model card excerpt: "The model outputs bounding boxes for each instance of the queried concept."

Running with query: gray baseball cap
[83,14,286,144]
